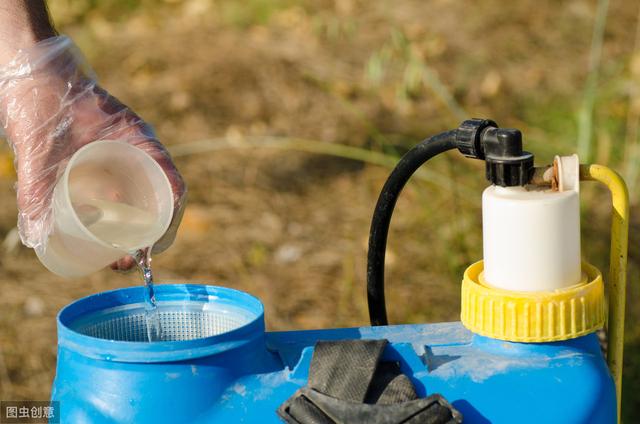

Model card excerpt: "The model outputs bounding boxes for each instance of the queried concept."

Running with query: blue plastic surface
[52,285,616,423]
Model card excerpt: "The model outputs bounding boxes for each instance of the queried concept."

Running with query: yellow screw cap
[461,261,605,342]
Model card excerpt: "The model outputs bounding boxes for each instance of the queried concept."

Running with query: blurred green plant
[219,0,296,28]
[48,0,144,26]
[365,28,467,122]
[623,7,640,202]
[576,0,609,164]
[169,135,471,195]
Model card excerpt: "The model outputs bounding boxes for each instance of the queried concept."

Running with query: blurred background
[1,0,640,420]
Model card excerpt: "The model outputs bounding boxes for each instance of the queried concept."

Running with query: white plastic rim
[482,185,582,292]
[36,140,174,278]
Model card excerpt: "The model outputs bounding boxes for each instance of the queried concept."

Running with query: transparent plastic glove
[0,36,186,271]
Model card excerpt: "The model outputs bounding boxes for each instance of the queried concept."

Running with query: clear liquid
[135,247,162,342]
[74,199,163,250]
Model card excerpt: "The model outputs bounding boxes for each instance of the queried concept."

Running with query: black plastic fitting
[455,119,534,187]
[482,127,534,187]
[455,118,497,159]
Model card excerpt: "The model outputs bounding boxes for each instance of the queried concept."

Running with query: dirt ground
[2,0,640,421]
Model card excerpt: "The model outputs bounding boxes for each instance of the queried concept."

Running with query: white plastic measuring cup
[36,140,174,278]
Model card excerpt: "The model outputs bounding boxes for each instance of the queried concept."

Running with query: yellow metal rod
[580,164,629,422]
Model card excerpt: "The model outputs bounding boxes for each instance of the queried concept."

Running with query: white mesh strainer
[71,301,253,342]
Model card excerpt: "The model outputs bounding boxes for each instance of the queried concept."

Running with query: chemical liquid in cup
[74,199,164,249]
[135,247,162,342]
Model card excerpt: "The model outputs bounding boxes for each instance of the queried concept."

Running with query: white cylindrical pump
[482,169,581,292]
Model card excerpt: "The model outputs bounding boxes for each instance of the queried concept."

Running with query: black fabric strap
[278,339,463,424]
[366,361,417,405]
[308,339,393,402]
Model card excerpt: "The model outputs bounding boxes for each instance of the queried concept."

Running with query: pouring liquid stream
[135,247,162,342]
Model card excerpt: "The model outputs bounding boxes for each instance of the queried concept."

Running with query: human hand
[0,36,186,272]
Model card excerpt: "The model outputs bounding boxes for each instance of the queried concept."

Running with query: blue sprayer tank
[51,120,627,423]
[52,284,616,423]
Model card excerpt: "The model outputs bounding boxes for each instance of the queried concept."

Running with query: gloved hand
[0,36,186,271]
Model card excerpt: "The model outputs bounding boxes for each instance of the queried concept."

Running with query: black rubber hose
[367,130,458,326]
